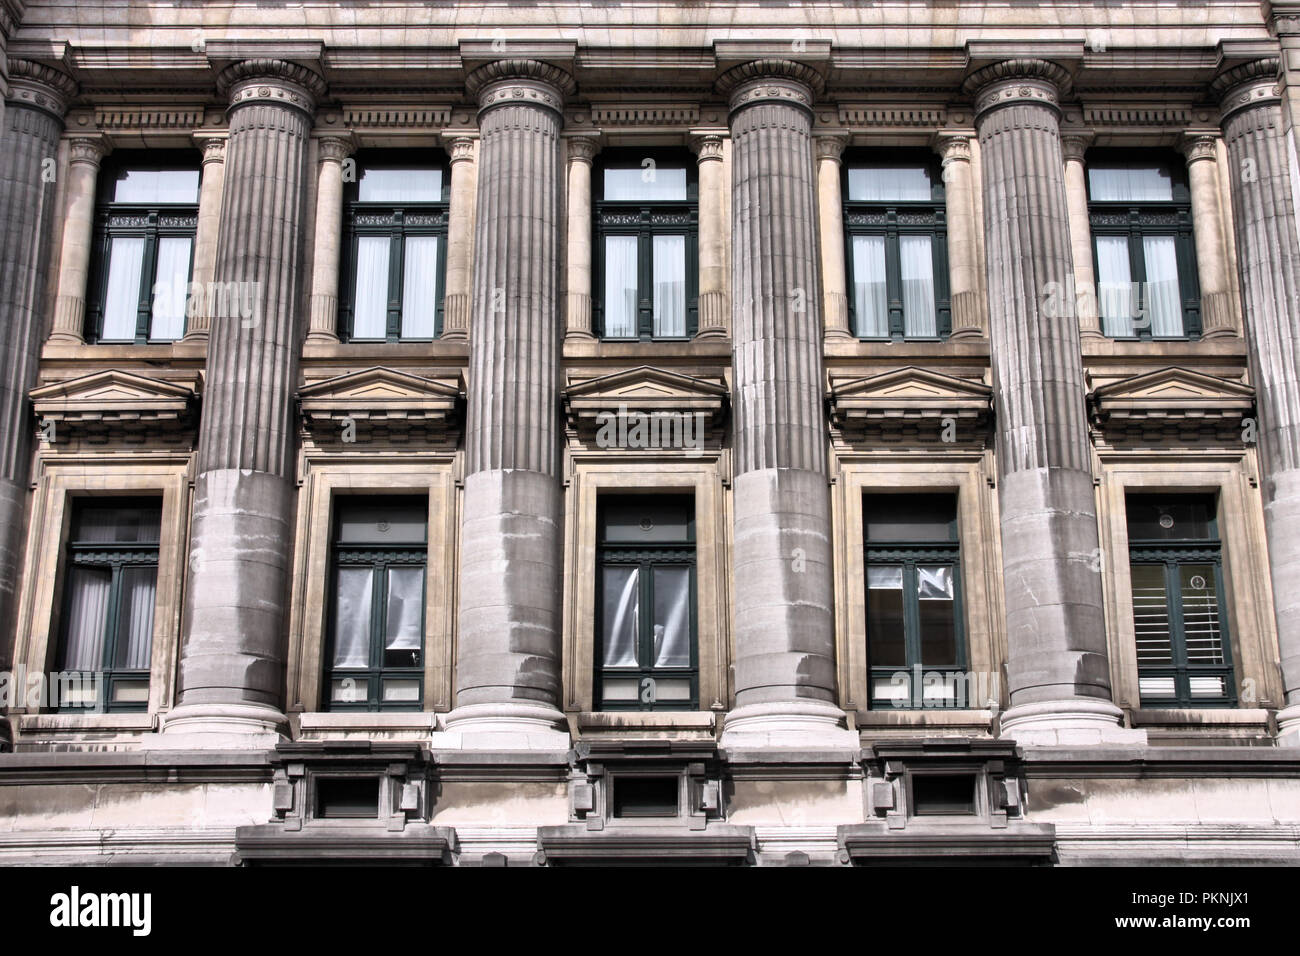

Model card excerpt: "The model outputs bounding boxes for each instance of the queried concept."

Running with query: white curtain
[852,235,888,337]
[101,237,144,340]
[867,565,903,590]
[847,166,931,202]
[384,567,424,651]
[652,234,686,337]
[359,168,442,203]
[401,236,439,338]
[1087,165,1173,202]
[603,235,638,337]
[900,235,937,336]
[603,167,687,202]
[351,236,390,338]
[150,237,191,341]
[332,569,373,668]
[62,567,111,671]
[113,567,157,669]
[1142,235,1183,336]
[601,566,639,667]
[1095,235,1135,336]
[652,567,690,667]
[113,168,200,204]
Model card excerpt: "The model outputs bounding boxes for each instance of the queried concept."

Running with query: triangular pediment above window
[829,367,993,444]
[564,366,728,431]
[1089,367,1255,446]
[30,369,198,441]
[298,367,462,445]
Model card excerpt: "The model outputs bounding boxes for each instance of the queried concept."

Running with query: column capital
[932,130,974,164]
[1058,129,1094,162]
[1212,58,1283,120]
[6,58,77,118]
[962,58,1072,119]
[466,58,575,117]
[689,129,727,162]
[66,133,111,168]
[442,131,478,164]
[564,132,601,164]
[1180,132,1221,164]
[216,58,326,116]
[813,131,850,162]
[716,59,825,115]
[313,131,356,163]
[1269,4,1300,36]
[192,130,227,164]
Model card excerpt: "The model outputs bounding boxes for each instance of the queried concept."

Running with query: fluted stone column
[183,133,226,342]
[438,60,573,747]
[1181,133,1238,337]
[563,132,598,340]
[965,61,1140,745]
[814,131,852,339]
[0,60,73,751]
[155,59,324,747]
[716,60,854,748]
[305,133,354,344]
[1061,132,1102,338]
[1213,60,1300,744]
[692,129,730,338]
[48,134,110,343]
[441,132,476,341]
[935,131,984,338]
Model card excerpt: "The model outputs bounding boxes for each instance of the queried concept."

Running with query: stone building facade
[1,1,1300,865]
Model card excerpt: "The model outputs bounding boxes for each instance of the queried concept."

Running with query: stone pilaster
[965,60,1139,745]
[934,130,984,338]
[716,60,855,748]
[1181,133,1238,337]
[813,131,852,339]
[691,129,730,339]
[440,132,477,341]
[1060,131,1102,338]
[304,132,354,344]
[183,133,227,342]
[563,132,598,340]
[1212,59,1300,744]
[155,59,324,747]
[48,134,110,344]
[438,59,574,747]
[0,59,73,726]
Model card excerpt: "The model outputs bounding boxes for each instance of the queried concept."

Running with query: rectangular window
[325,497,428,711]
[57,499,162,712]
[1088,151,1201,339]
[89,157,200,343]
[594,152,698,340]
[864,494,965,709]
[596,496,697,710]
[341,157,448,342]
[1126,494,1235,707]
[843,153,950,340]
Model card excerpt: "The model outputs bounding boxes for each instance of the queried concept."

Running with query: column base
[430,702,571,751]
[720,700,860,751]
[563,329,597,342]
[1276,704,1300,746]
[998,699,1147,747]
[439,329,469,343]
[694,327,729,340]
[139,703,288,750]
[948,327,985,341]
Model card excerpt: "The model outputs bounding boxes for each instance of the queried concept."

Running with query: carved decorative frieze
[562,366,728,450]
[30,370,199,444]
[1088,367,1255,446]
[828,367,993,447]
[298,366,462,447]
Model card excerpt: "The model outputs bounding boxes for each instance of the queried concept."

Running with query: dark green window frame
[340,155,449,342]
[596,496,698,711]
[1087,149,1202,340]
[593,149,699,340]
[842,151,951,341]
[87,152,199,344]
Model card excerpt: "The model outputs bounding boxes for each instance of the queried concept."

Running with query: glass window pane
[1189,675,1228,699]
[866,564,905,668]
[332,568,373,668]
[864,495,957,543]
[382,678,421,702]
[150,236,191,340]
[650,678,692,701]
[1125,496,1215,541]
[336,500,428,544]
[601,677,640,701]
[1130,564,1172,665]
[1138,675,1176,698]
[601,566,640,667]
[101,237,145,340]
[72,503,161,544]
[900,234,936,336]
[351,236,390,339]
[331,677,365,704]
[1096,235,1135,336]
[384,566,424,666]
[61,566,112,671]
[358,167,442,203]
[917,564,957,666]
[113,566,157,670]
[1142,235,1183,336]
[851,235,888,337]
[604,166,687,201]
[1088,164,1173,202]
[111,168,200,204]
[652,234,686,337]
[847,166,932,201]
[652,566,691,667]
[110,680,150,704]
[603,235,638,336]
[1179,563,1224,665]
[600,498,693,543]
[401,235,439,338]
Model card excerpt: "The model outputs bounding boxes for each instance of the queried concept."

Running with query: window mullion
[387,214,403,341]
[103,563,124,674]
[136,214,160,343]
[885,213,903,338]
[638,211,652,339]
[1166,559,1192,704]
[902,559,922,670]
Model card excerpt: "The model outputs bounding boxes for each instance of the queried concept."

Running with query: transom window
[596,496,698,710]
[57,499,161,712]
[594,151,698,340]
[325,498,428,711]
[341,156,448,342]
[843,153,951,340]
[1087,151,1201,339]
[865,494,966,709]
[89,156,200,343]
[1126,494,1234,707]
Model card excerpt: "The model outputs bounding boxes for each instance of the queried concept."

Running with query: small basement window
[611,776,680,818]
[315,777,381,820]
[911,774,977,816]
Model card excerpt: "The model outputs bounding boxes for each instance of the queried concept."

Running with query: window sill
[575,711,717,739]
[1131,708,1271,728]
[14,712,157,750]
[856,709,995,736]
[297,711,439,742]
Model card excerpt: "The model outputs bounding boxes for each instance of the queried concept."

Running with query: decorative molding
[341,105,452,129]
[1180,133,1220,164]
[66,133,111,167]
[466,57,576,99]
[837,104,946,127]
[92,106,205,130]
[443,133,476,164]
[313,132,355,163]
[565,132,600,164]
[1088,367,1255,446]
[814,131,849,162]
[1080,105,1193,127]
[562,366,728,448]
[1058,130,1094,163]
[216,58,326,114]
[689,130,726,162]
[590,103,699,126]
[933,131,972,164]
[6,58,76,117]
[963,58,1072,118]
[828,367,993,447]
[298,366,462,446]
[1212,58,1283,119]
[30,370,198,442]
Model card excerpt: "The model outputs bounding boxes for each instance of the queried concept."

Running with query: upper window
[843,153,951,340]
[1126,494,1234,707]
[864,494,965,709]
[56,499,162,712]
[341,156,448,342]
[596,495,697,710]
[325,497,428,711]
[88,155,200,343]
[1087,151,1201,339]
[594,151,698,340]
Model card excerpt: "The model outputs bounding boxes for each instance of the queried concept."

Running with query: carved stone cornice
[6,58,76,117]
[1211,58,1283,119]
[216,58,326,115]
[466,58,575,117]
[963,58,1073,119]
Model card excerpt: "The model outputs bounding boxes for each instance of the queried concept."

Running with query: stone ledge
[574,711,717,735]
